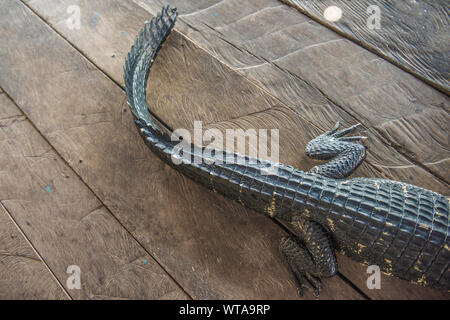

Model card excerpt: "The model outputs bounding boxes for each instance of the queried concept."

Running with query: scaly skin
[124,6,450,295]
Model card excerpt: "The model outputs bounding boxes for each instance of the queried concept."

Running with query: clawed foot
[305,122,366,165]
[323,121,367,142]
[279,236,323,298]
[294,270,323,298]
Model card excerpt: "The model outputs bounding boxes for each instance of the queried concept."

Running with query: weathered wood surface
[1,92,66,300]
[0,203,67,299]
[138,0,450,298]
[13,0,449,299]
[0,89,187,299]
[134,0,450,196]
[28,0,449,196]
[3,1,442,298]
[280,0,450,94]
[1,0,363,299]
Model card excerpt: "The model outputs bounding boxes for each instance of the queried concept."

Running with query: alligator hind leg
[306,122,367,179]
[279,217,337,297]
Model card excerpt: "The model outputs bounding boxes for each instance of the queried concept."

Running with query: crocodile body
[124,6,450,294]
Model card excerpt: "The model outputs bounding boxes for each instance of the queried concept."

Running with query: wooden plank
[336,255,450,300]
[0,94,66,300]
[0,90,188,299]
[1,0,364,299]
[0,92,65,300]
[280,0,450,94]
[19,0,450,299]
[0,203,68,299]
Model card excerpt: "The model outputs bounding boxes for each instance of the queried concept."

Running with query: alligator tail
[124,5,178,133]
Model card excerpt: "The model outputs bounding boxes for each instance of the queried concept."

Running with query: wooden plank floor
[0,203,68,299]
[0,79,188,300]
[280,0,450,94]
[0,0,448,299]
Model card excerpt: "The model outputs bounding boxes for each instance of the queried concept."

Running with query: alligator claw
[306,122,367,178]
[304,272,322,297]
[340,135,367,142]
[325,121,341,136]
[320,122,366,143]
[279,235,326,298]
[291,271,322,297]
[323,122,363,139]
[332,123,360,138]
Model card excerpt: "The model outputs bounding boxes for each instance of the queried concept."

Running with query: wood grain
[0,90,187,299]
[26,0,449,195]
[133,0,450,195]
[280,0,450,94]
[336,255,450,300]
[18,0,450,299]
[0,92,65,300]
[0,0,364,299]
[0,202,68,299]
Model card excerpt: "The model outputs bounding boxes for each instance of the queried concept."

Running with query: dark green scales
[124,6,449,296]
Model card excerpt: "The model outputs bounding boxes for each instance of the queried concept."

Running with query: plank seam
[337,271,371,300]
[131,1,422,190]
[17,1,174,133]
[17,0,446,298]
[278,0,450,96]
[181,16,449,187]
[0,84,192,300]
[14,0,194,298]
[0,201,72,300]
[10,1,365,298]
